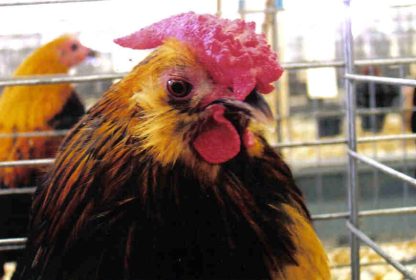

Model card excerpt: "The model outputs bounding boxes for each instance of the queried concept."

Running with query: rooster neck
[20,127,310,279]
[126,145,308,276]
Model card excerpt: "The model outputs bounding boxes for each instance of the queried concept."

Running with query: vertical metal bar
[238,0,246,19]
[261,0,283,144]
[270,2,283,144]
[216,0,221,17]
[343,0,360,279]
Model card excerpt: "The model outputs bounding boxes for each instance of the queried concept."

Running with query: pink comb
[114,12,283,100]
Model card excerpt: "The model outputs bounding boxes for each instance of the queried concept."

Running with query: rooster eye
[167,79,192,98]
[71,43,79,52]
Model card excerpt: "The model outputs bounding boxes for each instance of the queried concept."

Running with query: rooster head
[113,12,283,171]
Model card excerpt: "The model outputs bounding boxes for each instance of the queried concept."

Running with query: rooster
[15,13,330,279]
[0,35,94,276]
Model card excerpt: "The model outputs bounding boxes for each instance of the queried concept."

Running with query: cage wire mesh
[0,0,416,279]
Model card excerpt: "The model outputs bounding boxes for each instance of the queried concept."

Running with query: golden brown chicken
[15,13,330,280]
[0,34,94,188]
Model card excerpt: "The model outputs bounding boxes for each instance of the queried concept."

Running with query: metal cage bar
[0,129,69,139]
[349,150,416,188]
[0,72,126,87]
[332,259,416,270]
[0,158,54,168]
[312,205,416,221]
[0,131,414,155]
[342,0,360,278]
[346,74,416,87]
[284,57,416,70]
[1,131,416,169]
[0,238,27,252]
[346,221,416,279]
[1,58,415,87]
[274,133,416,148]
[0,187,36,195]
[276,106,416,121]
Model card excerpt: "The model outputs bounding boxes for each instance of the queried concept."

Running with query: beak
[211,90,274,124]
[244,90,274,122]
[87,49,97,58]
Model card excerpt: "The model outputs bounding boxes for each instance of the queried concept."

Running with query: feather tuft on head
[114,12,283,100]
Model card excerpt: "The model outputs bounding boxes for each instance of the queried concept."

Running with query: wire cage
[0,0,416,279]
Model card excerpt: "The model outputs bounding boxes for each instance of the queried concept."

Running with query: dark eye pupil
[71,43,78,51]
[167,79,192,98]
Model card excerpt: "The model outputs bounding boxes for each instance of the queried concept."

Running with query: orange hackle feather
[0,35,88,188]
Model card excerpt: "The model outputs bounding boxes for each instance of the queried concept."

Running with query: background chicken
[0,34,94,188]
[0,35,94,277]
[15,13,330,279]
[355,66,400,133]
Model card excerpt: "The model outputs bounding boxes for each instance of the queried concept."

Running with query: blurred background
[1,0,416,278]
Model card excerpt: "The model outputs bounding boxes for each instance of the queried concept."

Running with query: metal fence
[0,0,416,279]
[341,0,416,278]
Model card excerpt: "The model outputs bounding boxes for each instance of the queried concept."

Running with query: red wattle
[193,105,241,164]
